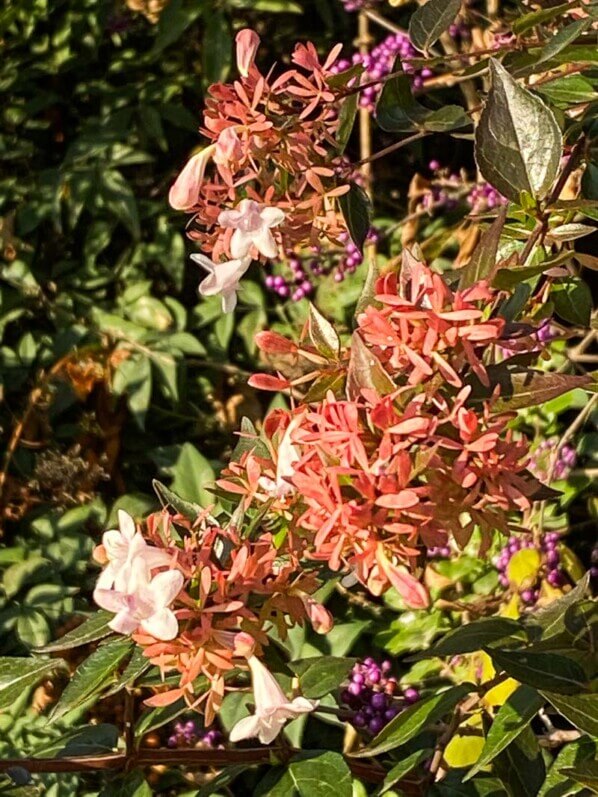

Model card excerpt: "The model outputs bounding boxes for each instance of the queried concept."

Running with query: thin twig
[354,130,428,168]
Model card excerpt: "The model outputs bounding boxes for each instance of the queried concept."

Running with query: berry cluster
[332,34,429,113]
[427,545,451,559]
[340,659,419,735]
[265,229,379,301]
[495,532,566,604]
[467,182,505,213]
[529,437,577,483]
[167,719,223,748]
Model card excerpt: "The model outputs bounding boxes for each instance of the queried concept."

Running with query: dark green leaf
[414,617,524,659]
[352,684,472,757]
[34,723,119,758]
[202,12,232,85]
[99,770,152,797]
[535,75,598,107]
[409,0,461,52]
[475,59,562,204]
[152,479,202,521]
[483,648,587,694]
[377,72,468,133]
[512,3,569,34]
[560,761,598,794]
[540,691,598,738]
[195,765,250,797]
[465,686,544,780]
[151,443,216,510]
[152,0,203,53]
[537,18,592,66]
[0,657,67,711]
[552,277,592,326]
[290,656,356,699]
[539,738,597,797]
[287,751,352,797]
[378,749,431,795]
[50,638,134,722]
[493,728,545,797]
[337,92,359,154]
[35,612,114,653]
[339,183,371,250]
[459,206,507,289]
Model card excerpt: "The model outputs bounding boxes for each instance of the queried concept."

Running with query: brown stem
[354,130,428,168]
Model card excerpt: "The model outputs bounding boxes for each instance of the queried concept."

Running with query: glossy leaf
[290,656,357,699]
[484,647,587,694]
[346,331,395,400]
[339,183,371,250]
[475,59,562,204]
[0,657,67,711]
[308,304,341,360]
[459,206,507,289]
[541,691,598,738]
[409,0,462,53]
[287,751,352,797]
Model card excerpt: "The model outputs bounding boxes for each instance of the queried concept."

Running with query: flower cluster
[93,509,330,724]
[340,659,419,735]
[169,30,354,311]
[224,257,547,607]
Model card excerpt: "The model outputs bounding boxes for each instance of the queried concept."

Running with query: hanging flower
[168,146,216,211]
[191,253,252,313]
[229,656,318,744]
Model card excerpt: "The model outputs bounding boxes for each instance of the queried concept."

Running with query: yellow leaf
[483,676,519,707]
[500,594,521,620]
[506,548,541,589]
[444,731,485,768]
[559,545,585,581]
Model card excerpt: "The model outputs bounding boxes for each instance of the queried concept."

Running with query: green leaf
[337,92,359,154]
[112,353,152,431]
[151,0,203,53]
[353,683,472,757]
[307,304,340,360]
[540,691,598,738]
[483,648,587,694]
[552,277,592,326]
[467,367,591,413]
[195,765,250,797]
[475,59,562,204]
[414,617,524,659]
[339,183,371,251]
[560,761,598,795]
[100,170,140,239]
[135,696,188,737]
[150,443,216,510]
[34,723,119,758]
[409,0,461,53]
[105,646,150,697]
[152,479,202,521]
[493,728,545,797]
[35,611,114,652]
[377,72,469,133]
[511,2,569,34]
[346,331,395,401]
[378,749,431,795]
[465,686,544,780]
[459,206,507,289]
[537,18,592,67]
[16,610,51,648]
[0,657,67,711]
[287,751,352,797]
[202,12,232,85]
[539,738,597,797]
[50,638,134,722]
[290,656,356,699]
[524,574,591,640]
[535,75,598,107]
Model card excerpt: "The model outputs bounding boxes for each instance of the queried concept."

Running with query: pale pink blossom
[229,656,318,744]
[191,253,251,313]
[298,594,333,634]
[258,415,301,498]
[218,200,285,259]
[94,559,184,641]
[94,510,172,593]
[235,29,260,78]
[168,145,216,211]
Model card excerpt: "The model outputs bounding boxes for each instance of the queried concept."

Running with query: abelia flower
[168,146,216,211]
[94,559,184,641]
[94,509,172,592]
[229,655,318,744]
[218,200,285,260]
[235,28,260,77]
[191,253,251,313]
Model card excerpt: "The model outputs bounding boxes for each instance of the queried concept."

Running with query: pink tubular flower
[235,29,260,77]
[169,146,216,210]
[191,253,251,313]
[94,559,184,641]
[218,200,285,259]
[94,509,172,592]
[229,655,318,744]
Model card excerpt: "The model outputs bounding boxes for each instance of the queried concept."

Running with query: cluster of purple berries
[340,658,419,735]
[495,533,566,604]
[427,545,451,558]
[332,34,430,113]
[467,182,505,213]
[167,719,223,749]
[529,437,577,483]
[265,228,379,301]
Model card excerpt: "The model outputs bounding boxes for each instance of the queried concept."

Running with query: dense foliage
[0,0,597,795]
